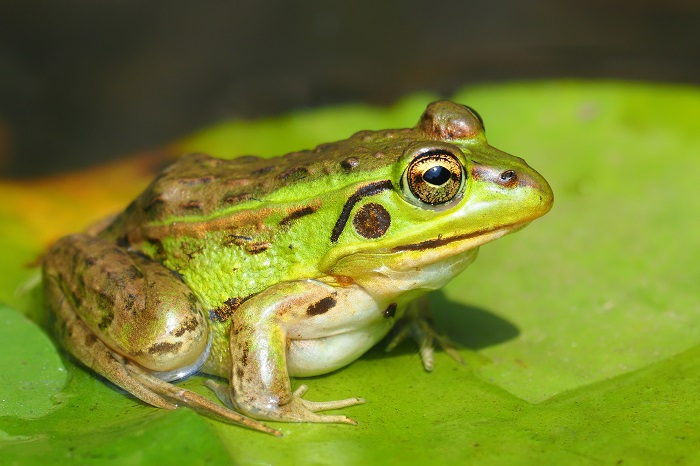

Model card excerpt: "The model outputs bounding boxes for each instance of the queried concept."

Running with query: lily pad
[0,81,698,464]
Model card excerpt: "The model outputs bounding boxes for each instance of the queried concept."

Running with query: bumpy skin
[43,101,553,436]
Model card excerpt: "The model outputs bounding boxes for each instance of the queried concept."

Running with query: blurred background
[1,0,698,177]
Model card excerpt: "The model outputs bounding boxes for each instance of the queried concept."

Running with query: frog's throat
[149,331,213,382]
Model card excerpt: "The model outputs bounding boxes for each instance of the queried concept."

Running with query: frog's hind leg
[123,362,282,436]
[44,234,281,436]
[49,285,280,435]
[46,280,177,410]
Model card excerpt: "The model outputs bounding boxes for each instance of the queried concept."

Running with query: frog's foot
[385,297,464,371]
[209,380,364,425]
[287,384,365,424]
[124,364,283,437]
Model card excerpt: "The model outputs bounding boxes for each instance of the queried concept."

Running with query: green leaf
[0,303,68,420]
[1,82,698,464]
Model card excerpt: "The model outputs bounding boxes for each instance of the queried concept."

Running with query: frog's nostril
[499,170,517,184]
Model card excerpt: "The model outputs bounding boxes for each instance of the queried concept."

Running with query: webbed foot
[386,296,464,371]
[206,380,364,425]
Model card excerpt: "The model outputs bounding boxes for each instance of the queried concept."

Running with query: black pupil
[423,165,451,186]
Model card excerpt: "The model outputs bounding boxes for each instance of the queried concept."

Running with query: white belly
[286,320,393,377]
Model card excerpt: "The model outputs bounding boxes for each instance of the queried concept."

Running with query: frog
[43,101,553,436]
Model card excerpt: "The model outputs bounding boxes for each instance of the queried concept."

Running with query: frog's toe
[292,387,363,424]
[279,398,362,425]
[204,379,236,409]
[239,385,365,425]
[387,297,465,371]
[297,394,365,413]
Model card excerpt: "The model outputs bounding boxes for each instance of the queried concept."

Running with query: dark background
[1,0,698,177]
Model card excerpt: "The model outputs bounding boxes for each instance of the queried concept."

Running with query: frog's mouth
[389,222,528,253]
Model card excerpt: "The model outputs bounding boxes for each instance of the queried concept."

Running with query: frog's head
[320,100,553,295]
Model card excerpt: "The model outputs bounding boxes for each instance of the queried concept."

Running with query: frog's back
[103,128,418,237]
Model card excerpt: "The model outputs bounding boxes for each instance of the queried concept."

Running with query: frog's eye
[403,149,465,206]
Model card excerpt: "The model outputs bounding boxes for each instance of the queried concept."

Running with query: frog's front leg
[385,296,464,371]
[226,279,382,424]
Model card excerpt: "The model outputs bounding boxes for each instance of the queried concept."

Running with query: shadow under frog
[360,290,520,362]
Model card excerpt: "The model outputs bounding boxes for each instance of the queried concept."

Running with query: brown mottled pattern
[99,124,421,244]
[97,101,484,255]
[44,234,210,371]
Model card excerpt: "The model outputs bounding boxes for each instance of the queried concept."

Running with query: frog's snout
[519,167,554,214]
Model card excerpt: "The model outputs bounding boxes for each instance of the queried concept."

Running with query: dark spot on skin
[209,297,243,322]
[314,143,331,153]
[126,266,143,280]
[279,205,319,226]
[178,176,215,185]
[148,341,183,355]
[383,303,397,319]
[116,236,130,248]
[98,309,114,330]
[307,295,337,316]
[222,234,253,247]
[181,200,203,212]
[84,333,98,347]
[333,275,354,287]
[124,293,137,312]
[143,196,166,219]
[340,157,359,170]
[186,292,199,308]
[96,291,113,311]
[236,367,245,379]
[241,347,249,366]
[71,251,80,270]
[251,166,275,176]
[170,269,187,283]
[245,242,271,254]
[173,317,199,337]
[84,256,97,267]
[181,241,204,259]
[68,290,82,310]
[353,203,391,239]
[331,180,393,242]
[278,166,309,181]
[145,238,166,260]
[221,192,253,206]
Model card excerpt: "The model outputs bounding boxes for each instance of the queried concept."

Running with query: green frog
[43,101,553,436]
